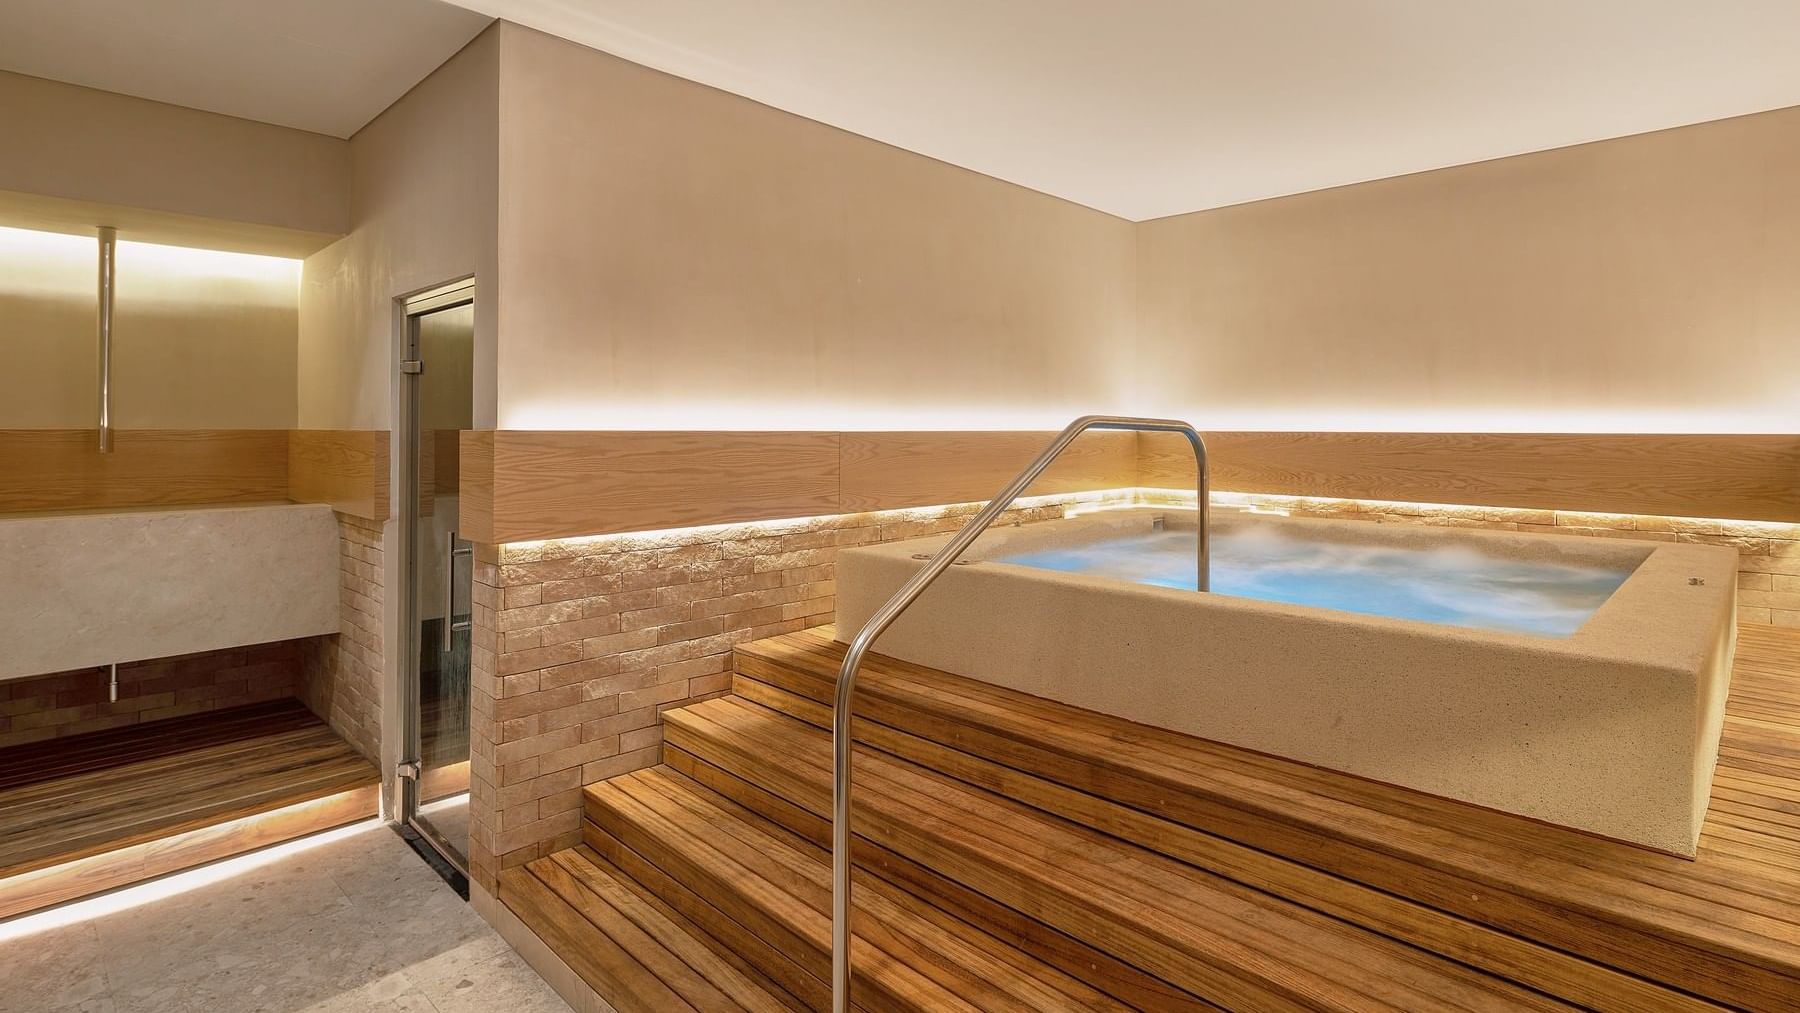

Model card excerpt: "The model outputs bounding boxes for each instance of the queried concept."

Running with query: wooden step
[731,625,1800,1012]
[0,697,379,918]
[582,765,1138,1013]
[0,699,317,789]
[663,695,1575,1012]
[500,846,804,1013]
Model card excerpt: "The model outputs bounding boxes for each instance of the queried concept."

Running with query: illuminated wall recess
[0,224,302,429]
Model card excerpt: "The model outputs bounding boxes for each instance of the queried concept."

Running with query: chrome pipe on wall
[96,226,116,454]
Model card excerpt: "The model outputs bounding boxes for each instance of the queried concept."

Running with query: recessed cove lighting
[0,817,383,944]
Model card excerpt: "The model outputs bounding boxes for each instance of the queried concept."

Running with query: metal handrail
[830,415,1209,1011]
[96,226,116,454]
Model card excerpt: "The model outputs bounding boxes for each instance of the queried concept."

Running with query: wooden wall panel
[460,429,1800,544]
[840,431,1138,512]
[1141,431,1800,523]
[0,430,288,514]
[412,429,466,520]
[482,432,842,544]
[286,430,388,521]
[459,430,495,545]
[432,429,461,497]
[465,430,1143,543]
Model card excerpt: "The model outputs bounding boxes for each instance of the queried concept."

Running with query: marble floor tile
[1,921,111,1013]
[416,948,577,1013]
[0,822,570,1013]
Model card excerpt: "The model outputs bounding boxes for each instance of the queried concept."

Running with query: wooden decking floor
[0,698,379,917]
[503,625,1800,1010]
[730,624,1800,1010]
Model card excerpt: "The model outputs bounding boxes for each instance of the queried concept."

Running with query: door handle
[442,529,473,653]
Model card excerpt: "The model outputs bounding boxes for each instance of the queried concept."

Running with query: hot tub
[834,508,1739,855]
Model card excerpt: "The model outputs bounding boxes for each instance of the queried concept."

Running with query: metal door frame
[394,278,476,875]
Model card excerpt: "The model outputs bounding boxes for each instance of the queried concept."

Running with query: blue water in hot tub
[996,527,1637,638]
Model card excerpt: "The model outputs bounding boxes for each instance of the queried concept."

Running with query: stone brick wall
[0,641,301,749]
[462,485,1796,889]
[463,492,1127,890]
[297,511,385,763]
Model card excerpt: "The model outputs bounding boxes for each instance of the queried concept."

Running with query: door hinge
[400,359,424,375]
[396,760,421,780]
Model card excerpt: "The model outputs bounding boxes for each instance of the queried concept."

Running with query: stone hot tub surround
[835,510,1739,856]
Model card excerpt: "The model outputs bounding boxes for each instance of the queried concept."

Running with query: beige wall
[1135,106,1800,433]
[15,19,1784,439]
[491,24,1137,431]
[267,20,1800,440]
[0,70,348,242]
[0,226,299,428]
[298,29,499,431]
[0,72,333,430]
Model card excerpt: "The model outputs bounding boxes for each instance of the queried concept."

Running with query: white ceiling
[0,0,492,138]
[5,1,1798,217]
[445,0,1800,220]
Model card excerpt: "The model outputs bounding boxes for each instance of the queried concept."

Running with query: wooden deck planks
[662,742,1210,1011]
[500,623,1800,1011]
[586,767,1133,1013]
[0,697,378,916]
[501,765,1137,1013]
[543,847,804,1013]
[664,697,1575,1012]
[732,624,1800,1011]
[715,676,1719,1013]
[0,699,318,788]
[500,862,716,1013]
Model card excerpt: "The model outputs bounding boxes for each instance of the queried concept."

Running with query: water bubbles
[999,527,1632,638]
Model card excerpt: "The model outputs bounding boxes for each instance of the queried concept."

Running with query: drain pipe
[97,226,115,454]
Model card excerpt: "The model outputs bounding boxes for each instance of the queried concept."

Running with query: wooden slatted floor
[0,698,379,918]
[736,624,1800,1011]
[590,766,1175,1011]
[506,842,805,1012]
[660,701,1574,1011]
[503,623,1800,1011]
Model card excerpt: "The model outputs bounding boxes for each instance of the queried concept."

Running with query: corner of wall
[297,24,502,434]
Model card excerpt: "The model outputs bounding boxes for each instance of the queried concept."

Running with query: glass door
[398,284,474,873]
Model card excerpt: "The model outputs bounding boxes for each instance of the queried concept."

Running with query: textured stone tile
[0,922,110,1013]
[292,974,436,1012]
[415,947,571,1013]
[104,905,396,1013]
[0,825,565,1013]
